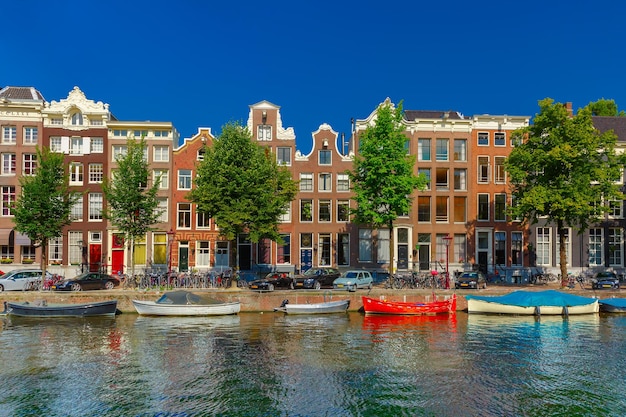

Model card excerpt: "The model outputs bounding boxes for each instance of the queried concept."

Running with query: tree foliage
[505,98,625,283]
[13,146,80,287]
[102,137,163,275]
[586,98,625,116]
[188,122,298,266]
[348,99,427,273]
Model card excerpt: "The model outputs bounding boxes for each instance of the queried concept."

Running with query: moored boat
[466,290,599,315]
[274,299,350,314]
[4,299,118,317]
[599,298,626,313]
[361,294,456,315]
[132,290,240,316]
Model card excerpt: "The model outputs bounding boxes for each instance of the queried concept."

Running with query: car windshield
[344,272,358,279]
[597,273,616,279]
[304,268,321,276]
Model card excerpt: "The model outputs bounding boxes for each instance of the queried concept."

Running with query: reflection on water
[0,312,625,416]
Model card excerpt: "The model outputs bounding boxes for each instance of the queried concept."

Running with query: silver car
[0,269,47,291]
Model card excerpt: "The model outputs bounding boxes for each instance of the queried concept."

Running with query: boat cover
[598,298,626,308]
[465,290,596,307]
[156,291,223,305]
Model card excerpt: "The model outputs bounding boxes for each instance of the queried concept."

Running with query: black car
[592,271,620,290]
[293,267,341,289]
[248,272,294,292]
[52,272,121,291]
[454,271,487,289]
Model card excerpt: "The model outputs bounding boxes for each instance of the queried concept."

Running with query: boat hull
[467,298,599,315]
[274,300,350,314]
[362,294,456,315]
[132,300,240,316]
[5,300,118,317]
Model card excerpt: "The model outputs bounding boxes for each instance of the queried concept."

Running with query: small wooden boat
[274,299,350,314]
[361,294,456,315]
[132,290,240,316]
[599,298,626,313]
[466,290,599,315]
[3,300,118,317]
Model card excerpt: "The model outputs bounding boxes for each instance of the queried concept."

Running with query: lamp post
[443,234,453,289]
[166,229,175,277]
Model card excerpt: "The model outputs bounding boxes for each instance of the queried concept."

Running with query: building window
[277,234,291,264]
[49,236,63,262]
[2,126,16,144]
[154,130,169,138]
[89,193,103,221]
[511,232,522,266]
[68,231,83,265]
[318,200,331,222]
[478,157,490,183]
[495,231,506,265]
[153,146,169,162]
[337,174,350,191]
[71,112,83,125]
[418,168,431,190]
[454,139,466,161]
[435,168,448,190]
[177,203,191,228]
[588,228,603,266]
[258,125,272,141]
[377,229,389,263]
[157,198,168,223]
[24,127,38,144]
[436,139,448,161]
[418,138,431,161]
[495,194,506,221]
[454,169,466,190]
[197,209,211,228]
[71,198,83,221]
[319,150,331,165]
[494,157,506,183]
[318,233,331,266]
[133,130,148,138]
[113,130,128,137]
[178,169,192,190]
[280,203,291,222]
[436,196,448,223]
[70,137,83,155]
[112,145,127,161]
[154,169,169,189]
[338,233,350,266]
[536,227,551,266]
[359,229,372,262]
[300,173,313,191]
[337,200,349,222]
[609,228,623,267]
[319,173,332,191]
[90,137,103,153]
[478,194,489,221]
[454,234,467,264]
[454,196,466,223]
[494,132,506,146]
[277,147,291,166]
[2,153,15,175]
[418,196,430,222]
[69,163,83,185]
[195,240,210,267]
[50,137,62,152]
[89,163,103,183]
[478,132,489,146]
[300,200,312,222]
[1,186,15,216]
[609,199,623,218]
[23,154,37,176]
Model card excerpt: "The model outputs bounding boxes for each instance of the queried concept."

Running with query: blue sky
[3,1,626,152]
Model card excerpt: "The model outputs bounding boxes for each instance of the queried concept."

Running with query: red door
[89,244,102,272]
[112,251,124,275]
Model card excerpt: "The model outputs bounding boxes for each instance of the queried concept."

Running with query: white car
[0,269,48,291]
[333,270,373,291]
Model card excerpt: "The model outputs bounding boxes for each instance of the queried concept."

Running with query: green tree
[102,137,163,277]
[348,99,427,276]
[188,122,298,269]
[13,147,81,289]
[586,98,625,116]
[505,98,625,285]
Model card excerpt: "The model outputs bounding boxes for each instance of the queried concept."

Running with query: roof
[404,110,465,121]
[592,116,626,142]
[0,86,45,101]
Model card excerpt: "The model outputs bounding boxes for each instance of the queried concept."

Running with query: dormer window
[71,112,83,125]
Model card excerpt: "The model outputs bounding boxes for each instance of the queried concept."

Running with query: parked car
[333,270,373,291]
[0,269,49,292]
[293,267,341,289]
[52,272,121,291]
[248,272,294,292]
[455,271,487,289]
[592,271,620,290]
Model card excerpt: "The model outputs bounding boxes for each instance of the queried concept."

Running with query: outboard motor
[279,299,289,308]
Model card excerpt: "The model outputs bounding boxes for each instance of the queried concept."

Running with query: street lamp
[166,229,175,277]
[443,234,453,289]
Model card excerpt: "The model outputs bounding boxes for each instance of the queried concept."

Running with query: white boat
[274,299,350,314]
[132,291,240,316]
[466,290,599,315]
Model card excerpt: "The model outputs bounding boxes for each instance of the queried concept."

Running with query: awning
[0,229,11,245]
[15,232,31,246]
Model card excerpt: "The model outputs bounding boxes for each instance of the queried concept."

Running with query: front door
[300,249,312,272]
[398,245,408,270]
[179,246,189,272]
[89,244,101,272]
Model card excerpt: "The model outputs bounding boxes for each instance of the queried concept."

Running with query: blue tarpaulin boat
[599,298,626,313]
[466,290,599,315]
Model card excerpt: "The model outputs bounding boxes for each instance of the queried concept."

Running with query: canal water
[0,311,625,417]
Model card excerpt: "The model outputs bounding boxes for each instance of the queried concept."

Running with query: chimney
[565,102,573,117]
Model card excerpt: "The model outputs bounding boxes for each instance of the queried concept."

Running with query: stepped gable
[0,86,44,101]
[592,116,626,141]
[404,109,465,120]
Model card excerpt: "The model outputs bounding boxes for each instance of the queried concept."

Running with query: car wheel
[368,283,373,289]
[0,284,4,292]
[70,283,82,292]
[314,281,321,290]
[105,281,115,290]
[268,284,275,292]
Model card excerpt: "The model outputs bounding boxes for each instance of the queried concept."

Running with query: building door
[111,233,125,275]
[300,249,312,272]
[239,245,251,270]
[179,245,189,272]
[398,245,408,270]
[89,244,101,272]
[215,241,229,267]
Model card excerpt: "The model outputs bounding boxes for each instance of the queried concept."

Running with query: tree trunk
[39,242,48,291]
[388,222,395,276]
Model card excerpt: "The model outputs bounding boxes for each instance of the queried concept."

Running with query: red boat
[361,294,456,315]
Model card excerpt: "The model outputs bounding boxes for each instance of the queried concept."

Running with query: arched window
[71,112,83,125]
